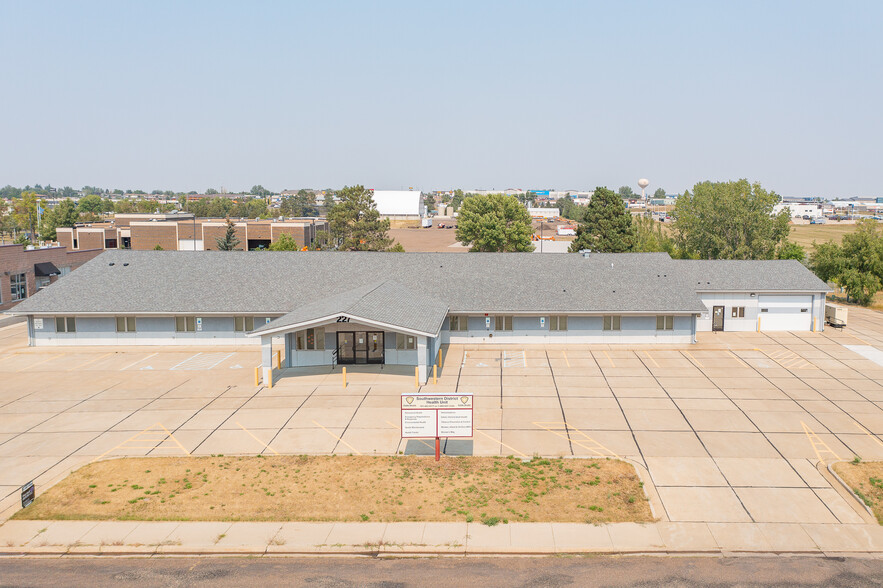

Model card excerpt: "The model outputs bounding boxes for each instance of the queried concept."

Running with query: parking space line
[562,350,570,367]
[602,350,615,368]
[801,421,841,464]
[74,352,114,370]
[171,352,202,370]
[386,420,435,451]
[92,422,190,462]
[727,350,749,369]
[120,352,158,371]
[474,428,528,457]
[643,350,659,368]
[533,422,621,460]
[313,420,361,455]
[855,422,883,449]
[17,354,63,372]
[682,350,703,368]
[237,422,279,455]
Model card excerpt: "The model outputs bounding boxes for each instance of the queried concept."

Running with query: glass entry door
[336,331,384,365]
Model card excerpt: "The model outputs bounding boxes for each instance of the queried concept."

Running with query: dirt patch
[14,455,652,524]
[833,460,883,524]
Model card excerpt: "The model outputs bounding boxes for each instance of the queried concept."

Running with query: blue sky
[1,1,881,197]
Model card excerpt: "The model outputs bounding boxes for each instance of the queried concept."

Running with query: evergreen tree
[326,185,393,251]
[215,218,241,250]
[569,187,637,253]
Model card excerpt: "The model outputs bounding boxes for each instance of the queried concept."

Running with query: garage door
[758,295,813,331]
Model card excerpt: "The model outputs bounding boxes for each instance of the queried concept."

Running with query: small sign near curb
[21,481,34,508]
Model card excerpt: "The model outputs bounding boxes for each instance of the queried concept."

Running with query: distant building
[0,244,102,312]
[371,190,425,228]
[772,203,823,218]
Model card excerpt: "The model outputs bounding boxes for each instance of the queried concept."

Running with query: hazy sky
[1,1,881,197]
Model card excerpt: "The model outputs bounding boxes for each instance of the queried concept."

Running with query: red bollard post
[435,437,440,462]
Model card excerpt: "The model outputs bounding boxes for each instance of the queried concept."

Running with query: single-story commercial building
[6,251,829,383]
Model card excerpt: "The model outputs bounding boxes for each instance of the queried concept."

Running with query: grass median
[833,460,883,524]
[14,455,652,525]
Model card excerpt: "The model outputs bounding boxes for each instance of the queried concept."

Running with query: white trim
[247,312,440,338]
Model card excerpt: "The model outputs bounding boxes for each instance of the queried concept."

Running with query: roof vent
[580,249,591,258]
[123,263,129,267]
[109,262,115,266]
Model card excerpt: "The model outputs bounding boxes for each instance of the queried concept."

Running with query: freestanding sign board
[21,481,34,508]
[401,393,473,460]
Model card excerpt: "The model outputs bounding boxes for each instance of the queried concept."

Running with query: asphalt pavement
[1,556,882,587]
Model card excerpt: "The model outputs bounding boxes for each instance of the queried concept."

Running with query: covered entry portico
[247,281,447,385]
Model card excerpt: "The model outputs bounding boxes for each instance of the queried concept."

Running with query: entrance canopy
[247,280,448,339]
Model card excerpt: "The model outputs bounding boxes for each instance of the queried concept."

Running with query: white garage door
[758,295,813,331]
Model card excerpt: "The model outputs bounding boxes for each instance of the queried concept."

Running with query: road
[1,556,882,587]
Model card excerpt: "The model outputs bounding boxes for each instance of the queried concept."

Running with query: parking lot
[2,308,883,526]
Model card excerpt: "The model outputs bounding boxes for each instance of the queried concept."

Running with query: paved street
[2,308,883,537]
[2,556,883,587]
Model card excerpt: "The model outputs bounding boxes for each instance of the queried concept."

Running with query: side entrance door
[712,306,725,332]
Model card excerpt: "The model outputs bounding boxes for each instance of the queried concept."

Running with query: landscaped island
[15,455,652,525]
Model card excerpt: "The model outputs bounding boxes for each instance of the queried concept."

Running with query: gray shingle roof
[250,281,448,336]
[676,259,830,292]
[7,251,828,325]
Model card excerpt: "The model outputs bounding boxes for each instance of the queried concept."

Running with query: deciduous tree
[268,233,299,251]
[455,193,534,252]
[673,179,789,259]
[12,191,39,242]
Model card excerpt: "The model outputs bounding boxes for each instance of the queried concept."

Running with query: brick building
[57,214,327,252]
[0,244,103,312]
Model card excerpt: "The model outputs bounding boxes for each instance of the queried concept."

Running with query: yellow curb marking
[313,420,361,455]
[74,352,114,370]
[236,422,280,455]
[533,422,622,460]
[801,421,840,465]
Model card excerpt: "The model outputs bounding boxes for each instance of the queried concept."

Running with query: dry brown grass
[788,223,859,249]
[14,455,652,525]
[833,460,883,524]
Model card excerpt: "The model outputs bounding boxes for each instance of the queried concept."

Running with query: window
[494,315,513,331]
[603,316,621,331]
[731,307,745,318]
[295,327,324,350]
[656,315,674,330]
[549,315,568,331]
[55,316,76,333]
[116,317,136,333]
[175,316,196,332]
[801,308,808,313]
[234,316,255,332]
[11,273,26,301]
[396,333,417,350]
[760,308,768,313]
[449,315,468,332]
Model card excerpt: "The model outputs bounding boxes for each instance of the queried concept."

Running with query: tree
[205,188,219,195]
[268,233,299,251]
[653,188,666,200]
[423,194,435,212]
[455,193,534,252]
[281,189,319,218]
[250,185,271,197]
[12,191,39,242]
[569,187,637,253]
[388,242,405,252]
[809,221,883,305]
[153,244,164,251]
[215,218,241,250]
[326,185,393,251]
[77,194,105,215]
[618,186,635,199]
[673,179,789,259]
[323,190,336,212]
[776,240,806,261]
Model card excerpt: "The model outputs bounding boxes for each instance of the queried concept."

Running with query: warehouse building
[371,190,425,227]
[6,251,828,383]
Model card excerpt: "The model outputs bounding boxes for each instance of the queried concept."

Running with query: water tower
[638,178,650,200]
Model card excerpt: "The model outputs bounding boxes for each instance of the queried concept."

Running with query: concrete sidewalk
[2,520,883,557]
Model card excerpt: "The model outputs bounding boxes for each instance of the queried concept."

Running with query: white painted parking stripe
[171,352,235,371]
[120,352,158,371]
[844,345,883,367]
